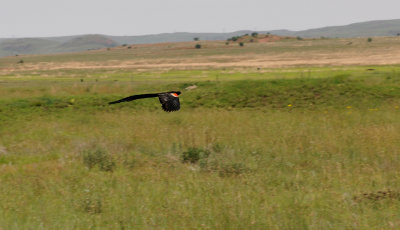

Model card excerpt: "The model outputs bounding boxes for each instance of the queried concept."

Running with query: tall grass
[0,107,400,229]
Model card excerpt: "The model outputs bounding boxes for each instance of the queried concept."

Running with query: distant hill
[56,34,118,53]
[106,31,255,45]
[1,19,400,57]
[0,35,119,57]
[282,19,400,38]
[0,38,59,56]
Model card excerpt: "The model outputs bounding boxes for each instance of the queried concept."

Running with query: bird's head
[169,91,181,97]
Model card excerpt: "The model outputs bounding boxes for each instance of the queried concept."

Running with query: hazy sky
[1,0,400,38]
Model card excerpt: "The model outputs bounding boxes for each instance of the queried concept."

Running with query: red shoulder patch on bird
[171,93,179,97]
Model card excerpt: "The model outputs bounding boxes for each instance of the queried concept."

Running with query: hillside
[56,34,118,52]
[0,35,119,57]
[288,19,400,38]
[0,38,59,56]
[107,31,255,45]
[1,19,400,57]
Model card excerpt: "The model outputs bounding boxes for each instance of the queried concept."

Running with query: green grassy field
[1,38,400,229]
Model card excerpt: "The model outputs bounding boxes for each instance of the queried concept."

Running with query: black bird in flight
[109,91,181,112]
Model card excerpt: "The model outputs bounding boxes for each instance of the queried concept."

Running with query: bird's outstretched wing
[109,93,158,104]
[158,93,180,112]
[109,91,181,112]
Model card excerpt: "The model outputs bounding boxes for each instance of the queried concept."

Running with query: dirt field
[1,36,400,74]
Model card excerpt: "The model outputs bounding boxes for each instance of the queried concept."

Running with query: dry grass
[0,108,400,229]
[2,37,400,74]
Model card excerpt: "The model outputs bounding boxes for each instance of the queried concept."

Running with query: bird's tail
[109,93,158,104]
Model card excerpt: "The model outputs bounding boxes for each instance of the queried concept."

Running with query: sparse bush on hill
[17,59,24,64]
[225,42,229,45]
[193,37,199,41]
[251,32,258,37]
[297,36,303,40]
[368,37,373,42]
[239,42,244,47]
[195,44,201,49]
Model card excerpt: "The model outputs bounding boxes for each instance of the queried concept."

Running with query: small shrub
[181,147,210,164]
[231,37,238,42]
[251,32,258,37]
[195,44,202,49]
[82,148,116,172]
[297,36,303,40]
[367,37,373,42]
[122,44,127,47]
[17,59,24,64]
[239,42,244,47]
[193,37,199,41]
[225,42,229,45]
[127,46,131,49]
